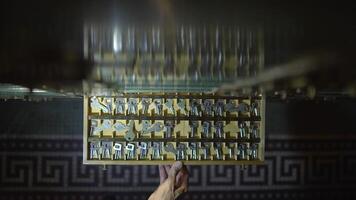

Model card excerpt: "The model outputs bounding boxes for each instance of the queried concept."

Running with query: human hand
[148,161,189,200]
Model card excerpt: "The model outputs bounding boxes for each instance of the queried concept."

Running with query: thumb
[174,186,186,199]
[168,161,183,182]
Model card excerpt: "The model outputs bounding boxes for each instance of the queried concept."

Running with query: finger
[180,172,189,192]
[175,171,183,185]
[181,165,189,175]
[159,165,168,184]
[168,161,183,181]
[175,166,188,185]
[176,166,189,191]
[164,165,171,174]
[174,186,186,199]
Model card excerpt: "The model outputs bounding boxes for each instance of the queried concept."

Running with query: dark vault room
[1,1,356,199]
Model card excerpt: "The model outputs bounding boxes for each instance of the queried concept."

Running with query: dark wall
[2,1,356,84]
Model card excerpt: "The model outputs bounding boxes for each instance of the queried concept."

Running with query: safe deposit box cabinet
[83,93,265,165]
[82,23,265,165]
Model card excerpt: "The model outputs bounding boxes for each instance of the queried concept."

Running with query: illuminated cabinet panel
[83,93,265,165]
